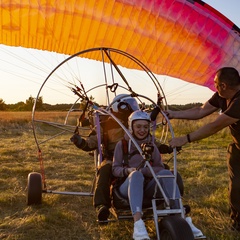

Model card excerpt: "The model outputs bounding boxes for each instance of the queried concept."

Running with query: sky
[0,1,240,105]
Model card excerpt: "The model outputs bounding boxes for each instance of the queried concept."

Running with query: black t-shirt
[208,91,240,145]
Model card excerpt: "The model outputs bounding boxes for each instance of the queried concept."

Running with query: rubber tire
[27,172,43,205]
[159,216,194,240]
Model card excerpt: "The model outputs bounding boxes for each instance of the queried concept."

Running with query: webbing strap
[95,112,103,163]
[122,138,129,166]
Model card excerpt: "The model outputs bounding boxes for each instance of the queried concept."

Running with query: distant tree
[25,95,44,111]
[35,96,44,110]
[168,102,203,111]
[14,101,26,111]
[25,96,35,111]
[0,98,7,110]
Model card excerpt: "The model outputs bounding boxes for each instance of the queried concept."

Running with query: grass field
[0,112,240,239]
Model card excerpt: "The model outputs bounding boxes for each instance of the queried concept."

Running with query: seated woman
[112,110,181,240]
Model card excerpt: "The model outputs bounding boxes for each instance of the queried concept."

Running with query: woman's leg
[144,169,181,207]
[119,171,149,239]
[119,171,145,217]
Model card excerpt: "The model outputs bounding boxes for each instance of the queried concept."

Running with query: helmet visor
[122,98,139,112]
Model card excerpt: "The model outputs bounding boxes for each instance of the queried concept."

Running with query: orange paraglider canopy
[1,0,240,90]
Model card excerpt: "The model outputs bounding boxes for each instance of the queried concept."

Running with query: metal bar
[43,190,93,196]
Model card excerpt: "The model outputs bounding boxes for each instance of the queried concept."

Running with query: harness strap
[122,138,149,165]
[122,138,129,166]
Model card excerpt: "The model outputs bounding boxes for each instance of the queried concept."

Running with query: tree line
[0,96,80,111]
[0,96,202,111]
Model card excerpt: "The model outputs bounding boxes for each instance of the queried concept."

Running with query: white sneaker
[185,217,203,238]
[133,219,150,240]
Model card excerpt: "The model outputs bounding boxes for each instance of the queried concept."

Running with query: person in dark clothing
[167,67,240,231]
[70,94,140,221]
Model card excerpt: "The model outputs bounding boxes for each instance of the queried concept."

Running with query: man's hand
[164,110,175,119]
[169,136,188,148]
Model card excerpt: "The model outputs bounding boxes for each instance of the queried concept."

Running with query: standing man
[167,67,240,231]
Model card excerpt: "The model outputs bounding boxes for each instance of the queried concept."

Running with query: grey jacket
[112,134,165,178]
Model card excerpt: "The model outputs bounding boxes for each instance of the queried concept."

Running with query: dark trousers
[227,143,240,223]
[93,162,112,208]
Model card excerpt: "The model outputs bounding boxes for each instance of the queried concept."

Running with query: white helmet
[128,110,151,133]
[111,94,140,114]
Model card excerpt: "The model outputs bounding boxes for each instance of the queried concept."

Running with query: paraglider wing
[1,0,240,90]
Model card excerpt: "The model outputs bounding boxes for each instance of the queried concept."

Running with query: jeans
[118,169,181,215]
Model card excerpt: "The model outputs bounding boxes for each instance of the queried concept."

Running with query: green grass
[1,112,240,239]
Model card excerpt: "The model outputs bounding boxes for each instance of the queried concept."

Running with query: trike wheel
[27,172,43,205]
[159,216,194,240]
